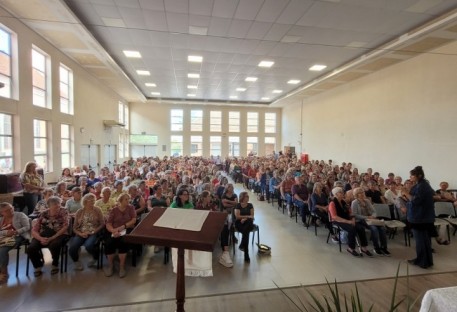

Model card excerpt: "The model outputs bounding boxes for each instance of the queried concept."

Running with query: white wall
[281,41,457,188]
[130,101,281,158]
[0,15,126,182]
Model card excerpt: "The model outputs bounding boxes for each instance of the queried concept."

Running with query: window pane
[60,98,69,114]
[190,110,203,132]
[33,87,46,107]
[61,124,69,138]
[61,154,70,169]
[171,109,183,131]
[34,155,47,171]
[0,113,12,135]
[0,136,13,156]
[32,49,45,72]
[210,111,222,132]
[34,138,47,154]
[247,112,258,132]
[228,111,240,132]
[0,157,13,173]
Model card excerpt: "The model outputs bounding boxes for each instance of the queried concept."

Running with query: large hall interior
[1,1,457,311]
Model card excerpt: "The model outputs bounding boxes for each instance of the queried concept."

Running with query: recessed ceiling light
[258,60,274,68]
[261,97,270,101]
[245,77,258,82]
[123,50,141,58]
[145,83,156,87]
[188,55,203,63]
[189,26,208,36]
[236,88,246,92]
[150,92,160,96]
[288,79,301,84]
[188,73,200,78]
[136,70,150,76]
[187,94,196,97]
[309,64,327,71]
[281,35,301,43]
[187,85,198,89]
[272,90,282,94]
[229,95,238,99]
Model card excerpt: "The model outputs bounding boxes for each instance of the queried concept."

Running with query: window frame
[0,113,13,173]
[170,109,184,131]
[33,119,49,172]
[59,64,73,114]
[247,112,258,133]
[210,111,222,132]
[228,111,240,132]
[32,47,50,108]
[0,26,12,99]
[190,110,203,132]
[265,112,276,133]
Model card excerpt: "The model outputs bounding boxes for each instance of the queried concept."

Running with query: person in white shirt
[384,182,399,219]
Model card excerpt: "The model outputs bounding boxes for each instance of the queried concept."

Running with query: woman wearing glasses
[170,189,194,209]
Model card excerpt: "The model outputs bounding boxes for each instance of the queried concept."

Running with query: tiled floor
[3,182,457,312]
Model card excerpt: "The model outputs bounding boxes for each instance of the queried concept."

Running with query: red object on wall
[300,153,309,164]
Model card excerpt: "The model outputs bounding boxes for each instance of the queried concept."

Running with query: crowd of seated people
[3,154,457,281]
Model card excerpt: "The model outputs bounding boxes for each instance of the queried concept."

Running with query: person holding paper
[104,193,136,278]
[351,188,390,256]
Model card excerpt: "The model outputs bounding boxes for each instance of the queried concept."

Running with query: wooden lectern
[125,208,226,312]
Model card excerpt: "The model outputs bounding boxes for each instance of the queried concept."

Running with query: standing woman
[20,162,45,215]
[234,192,254,263]
[0,203,31,284]
[403,166,435,269]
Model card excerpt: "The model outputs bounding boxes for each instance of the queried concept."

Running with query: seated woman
[128,184,146,217]
[219,183,238,268]
[69,193,105,271]
[54,181,71,206]
[95,187,116,219]
[110,180,125,202]
[0,203,31,284]
[92,182,103,200]
[65,187,82,216]
[170,189,194,209]
[104,193,136,278]
[147,184,170,210]
[58,167,75,187]
[195,190,218,211]
[234,192,254,263]
[328,187,372,257]
[351,188,390,256]
[310,182,336,241]
[27,196,69,276]
[31,188,54,218]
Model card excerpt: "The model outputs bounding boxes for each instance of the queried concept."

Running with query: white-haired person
[328,187,372,257]
[0,202,31,284]
[351,188,390,256]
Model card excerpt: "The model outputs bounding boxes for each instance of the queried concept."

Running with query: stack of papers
[154,209,209,231]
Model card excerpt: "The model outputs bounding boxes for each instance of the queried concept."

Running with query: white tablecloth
[171,248,213,277]
[420,286,457,312]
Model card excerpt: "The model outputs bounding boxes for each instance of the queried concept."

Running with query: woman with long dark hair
[403,166,435,269]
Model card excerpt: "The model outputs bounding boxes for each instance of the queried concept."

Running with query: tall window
[228,111,240,132]
[247,112,258,133]
[171,109,183,131]
[228,136,240,157]
[59,64,73,114]
[118,133,125,159]
[247,137,258,156]
[61,124,73,168]
[0,27,12,98]
[190,136,203,156]
[265,112,276,133]
[33,119,49,171]
[170,135,183,156]
[190,110,203,131]
[210,136,221,156]
[0,113,13,173]
[265,137,276,156]
[32,48,49,108]
[118,102,129,129]
[210,111,222,132]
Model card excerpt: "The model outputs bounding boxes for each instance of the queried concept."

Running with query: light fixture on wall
[80,127,85,133]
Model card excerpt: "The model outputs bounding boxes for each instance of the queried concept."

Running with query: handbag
[0,236,16,247]
[257,243,271,255]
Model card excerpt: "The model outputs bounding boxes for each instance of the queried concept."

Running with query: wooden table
[125,208,226,312]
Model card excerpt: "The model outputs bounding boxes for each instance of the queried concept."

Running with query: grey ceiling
[3,0,457,105]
